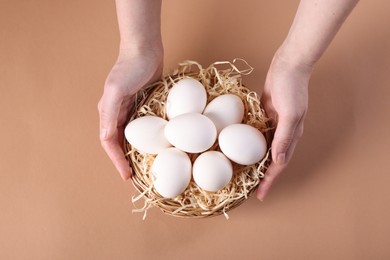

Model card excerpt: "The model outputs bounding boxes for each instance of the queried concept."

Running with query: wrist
[118,41,163,60]
[119,35,163,52]
[274,44,315,75]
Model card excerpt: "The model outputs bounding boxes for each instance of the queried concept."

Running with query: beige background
[1,0,390,259]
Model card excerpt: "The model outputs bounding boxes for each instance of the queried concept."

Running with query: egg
[193,151,233,192]
[124,116,171,154]
[166,78,207,119]
[151,148,192,198]
[165,113,217,153]
[203,94,245,133]
[218,124,267,165]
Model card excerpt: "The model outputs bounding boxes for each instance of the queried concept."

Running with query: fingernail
[257,194,265,202]
[276,153,286,165]
[100,128,107,139]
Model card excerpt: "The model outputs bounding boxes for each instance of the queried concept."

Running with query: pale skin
[98,0,359,201]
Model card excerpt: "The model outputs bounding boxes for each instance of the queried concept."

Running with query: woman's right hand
[256,50,312,201]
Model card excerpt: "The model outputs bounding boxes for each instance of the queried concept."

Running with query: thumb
[256,114,303,201]
[99,88,122,140]
[98,88,132,180]
[271,114,300,166]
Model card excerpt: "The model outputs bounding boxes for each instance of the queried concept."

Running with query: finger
[100,130,132,181]
[271,113,301,166]
[260,95,277,124]
[99,88,132,180]
[285,124,303,163]
[99,87,122,137]
[117,96,135,128]
[256,161,285,201]
[256,125,303,201]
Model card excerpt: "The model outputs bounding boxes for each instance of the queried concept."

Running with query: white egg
[203,94,245,133]
[218,124,267,165]
[151,148,192,198]
[165,113,217,153]
[193,151,233,192]
[166,78,207,119]
[124,116,171,154]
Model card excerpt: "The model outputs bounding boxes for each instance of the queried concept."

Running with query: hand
[98,47,163,180]
[256,50,313,201]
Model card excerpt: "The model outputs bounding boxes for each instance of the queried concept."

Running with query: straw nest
[124,59,272,219]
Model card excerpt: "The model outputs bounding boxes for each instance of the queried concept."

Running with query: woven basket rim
[124,60,272,219]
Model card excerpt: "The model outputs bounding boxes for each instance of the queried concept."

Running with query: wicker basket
[124,60,271,219]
